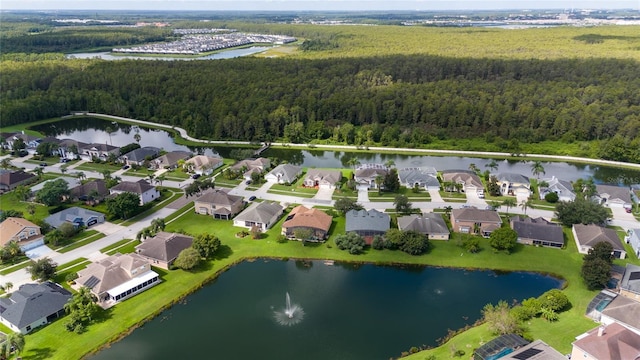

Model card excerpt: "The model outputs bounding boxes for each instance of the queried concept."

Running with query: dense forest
[1,22,640,163]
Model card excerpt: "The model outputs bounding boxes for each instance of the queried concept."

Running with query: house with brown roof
[183,155,224,175]
[80,143,120,161]
[510,216,564,248]
[282,205,332,242]
[571,323,640,360]
[0,217,43,249]
[572,224,627,259]
[303,169,342,189]
[194,189,244,220]
[230,157,270,180]
[135,232,193,270]
[0,170,36,192]
[450,208,502,237]
[441,170,483,193]
[150,151,192,170]
[110,179,160,205]
[69,179,109,202]
[74,253,160,308]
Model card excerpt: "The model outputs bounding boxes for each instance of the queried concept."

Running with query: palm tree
[384,159,395,169]
[485,159,499,172]
[75,171,86,181]
[105,126,114,146]
[520,200,532,215]
[134,133,141,144]
[101,169,112,180]
[531,160,545,179]
[0,158,11,169]
[147,173,155,184]
[444,205,453,217]
[347,157,361,170]
[26,203,36,216]
[155,174,166,186]
[3,332,25,359]
[4,282,13,292]
[33,167,44,180]
[468,163,479,174]
[502,198,517,216]
[374,175,383,194]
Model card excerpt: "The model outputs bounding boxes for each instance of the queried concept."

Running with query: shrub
[371,235,385,250]
[538,289,570,312]
[276,234,288,243]
[544,192,559,203]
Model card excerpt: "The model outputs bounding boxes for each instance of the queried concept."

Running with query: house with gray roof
[150,150,192,170]
[265,164,302,184]
[595,184,632,209]
[45,206,105,229]
[194,189,244,220]
[572,224,626,259]
[354,164,389,190]
[0,170,36,192]
[110,179,160,205]
[230,157,270,180]
[495,172,531,197]
[81,143,120,161]
[135,232,193,270]
[450,208,502,237]
[397,168,440,191]
[0,281,71,334]
[599,295,640,336]
[397,213,450,240]
[539,176,576,202]
[625,229,640,259]
[345,209,390,244]
[619,263,640,301]
[233,201,284,232]
[510,216,564,249]
[54,138,88,160]
[184,155,224,175]
[501,340,566,360]
[119,146,161,166]
[303,169,342,189]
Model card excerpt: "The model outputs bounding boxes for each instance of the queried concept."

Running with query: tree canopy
[27,257,57,281]
[35,178,70,206]
[555,199,608,227]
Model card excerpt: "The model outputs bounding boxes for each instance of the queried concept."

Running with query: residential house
[0,217,43,250]
[499,340,566,360]
[150,151,192,170]
[75,253,160,307]
[441,170,483,193]
[119,146,161,166]
[397,213,449,240]
[265,164,302,184]
[31,176,81,195]
[110,179,160,205]
[54,138,88,160]
[45,206,105,229]
[450,208,502,237]
[345,209,390,244]
[539,176,576,202]
[2,132,41,152]
[282,205,332,242]
[397,168,440,191]
[571,323,640,360]
[303,169,342,189]
[184,155,224,175]
[194,189,244,220]
[595,184,632,209]
[135,232,193,270]
[233,201,284,232]
[230,157,270,180]
[354,164,389,190]
[510,216,564,248]
[69,179,109,202]
[625,229,640,259]
[0,282,71,334]
[619,263,640,301]
[600,295,640,335]
[33,137,62,155]
[495,172,531,197]
[80,143,120,161]
[572,224,627,259]
[0,170,36,192]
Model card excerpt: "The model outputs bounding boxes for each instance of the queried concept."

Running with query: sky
[2,0,639,11]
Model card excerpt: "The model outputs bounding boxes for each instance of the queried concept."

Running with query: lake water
[89,260,561,360]
[65,46,270,61]
[32,117,640,184]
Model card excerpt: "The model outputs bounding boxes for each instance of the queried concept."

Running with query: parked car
[121,165,130,170]
[248,196,257,201]
[245,180,252,185]
[191,174,201,179]
[39,162,47,167]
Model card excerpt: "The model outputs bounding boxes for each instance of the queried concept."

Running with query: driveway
[313,187,335,201]
[357,189,369,203]
[25,244,57,259]
[611,206,636,223]
[92,222,127,236]
[465,190,487,206]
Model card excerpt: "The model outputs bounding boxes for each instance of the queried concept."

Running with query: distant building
[441,170,483,193]
[354,164,388,190]
[539,176,576,202]
[303,169,342,189]
[0,170,36,192]
[45,206,105,229]
[119,146,161,166]
[184,155,224,175]
[150,151,192,170]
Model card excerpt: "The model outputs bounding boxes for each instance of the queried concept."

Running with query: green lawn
[75,162,122,173]
[120,188,182,226]
[368,187,431,200]
[0,259,32,275]
[104,239,140,255]
[55,230,106,254]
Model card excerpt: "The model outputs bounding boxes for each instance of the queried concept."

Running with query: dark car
[121,165,130,170]
[39,162,47,167]
[191,174,201,179]
[248,196,257,201]
[245,180,252,185]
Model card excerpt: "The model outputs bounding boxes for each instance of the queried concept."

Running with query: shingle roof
[121,146,160,162]
[596,184,632,203]
[57,138,88,149]
[235,201,283,224]
[185,155,223,170]
[573,224,625,252]
[45,207,104,229]
[397,213,450,235]
[111,179,155,194]
[0,281,71,330]
[69,179,109,198]
[0,171,35,187]
[83,143,119,152]
[397,168,440,187]
[195,189,243,206]
[354,166,388,179]
[511,216,564,245]
[620,263,640,295]
[135,232,193,263]
[452,208,501,223]
[601,294,640,330]
[495,172,530,184]
[283,206,332,232]
[572,323,640,360]
[501,339,566,360]
[345,209,390,233]
[154,151,192,167]
[77,253,150,295]
[266,164,302,183]
[231,157,270,171]
[304,169,342,185]
[441,170,483,188]
[0,217,40,245]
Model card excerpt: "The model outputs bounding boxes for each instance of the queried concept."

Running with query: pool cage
[473,334,530,360]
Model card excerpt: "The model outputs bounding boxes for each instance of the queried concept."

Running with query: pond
[89,260,562,360]
[65,46,270,61]
[32,117,640,184]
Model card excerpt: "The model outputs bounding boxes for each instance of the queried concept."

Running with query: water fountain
[274,292,305,326]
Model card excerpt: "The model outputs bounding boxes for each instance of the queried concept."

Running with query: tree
[0,158,11,169]
[334,197,363,215]
[64,286,100,333]
[3,282,13,293]
[60,165,68,174]
[36,141,56,157]
[155,174,166,186]
[13,185,31,201]
[487,176,500,196]
[443,205,453,217]
[461,236,481,253]
[192,233,221,259]
[399,230,430,255]
[101,169,112,180]
[383,168,400,193]
[2,332,25,359]
[371,235,385,250]
[519,200,532,215]
[346,157,361,170]
[482,300,522,335]
[27,257,57,281]
[293,228,314,242]
[334,232,366,255]
[485,159,499,172]
[538,289,570,312]
[174,248,201,270]
[394,194,413,215]
[45,229,65,246]
[530,160,545,179]
[11,138,26,153]
[58,222,78,239]
[32,166,44,180]
[134,133,141,144]
[76,171,86,181]
[544,192,559,203]
[106,192,141,220]
[488,227,518,253]
[384,159,395,168]
[555,199,608,227]
[35,178,69,206]
[384,228,404,250]
[374,175,383,194]
[501,198,516,216]
[572,178,597,200]
[468,163,479,174]
[584,241,614,264]
[581,257,611,290]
